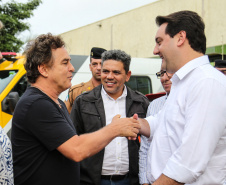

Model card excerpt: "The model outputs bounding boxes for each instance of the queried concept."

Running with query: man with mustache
[70,49,149,185]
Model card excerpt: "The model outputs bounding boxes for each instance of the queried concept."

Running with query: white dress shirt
[101,86,129,175]
[139,95,167,184]
[145,55,226,184]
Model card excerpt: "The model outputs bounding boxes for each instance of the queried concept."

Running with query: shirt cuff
[144,115,157,141]
[163,158,198,184]
[139,172,149,184]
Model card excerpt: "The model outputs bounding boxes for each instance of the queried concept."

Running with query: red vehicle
[146,91,166,102]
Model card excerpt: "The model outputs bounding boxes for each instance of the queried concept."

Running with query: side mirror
[2,92,19,114]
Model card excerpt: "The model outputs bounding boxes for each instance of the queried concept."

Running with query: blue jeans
[100,177,130,185]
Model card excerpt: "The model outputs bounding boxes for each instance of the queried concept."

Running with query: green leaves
[0,0,42,52]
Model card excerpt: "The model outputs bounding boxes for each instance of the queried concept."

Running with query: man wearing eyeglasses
[139,60,174,185]
[214,59,226,75]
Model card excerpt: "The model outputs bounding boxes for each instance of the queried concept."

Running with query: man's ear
[177,30,186,47]
[38,64,48,78]
[89,63,92,72]
[126,71,131,82]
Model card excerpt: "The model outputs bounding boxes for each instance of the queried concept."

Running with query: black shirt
[12,87,79,185]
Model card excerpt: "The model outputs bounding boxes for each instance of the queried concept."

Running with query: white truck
[59,56,163,100]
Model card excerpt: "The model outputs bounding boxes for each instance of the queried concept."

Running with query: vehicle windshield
[0,70,18,94]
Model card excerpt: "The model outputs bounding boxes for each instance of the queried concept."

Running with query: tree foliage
[0,0,42,52]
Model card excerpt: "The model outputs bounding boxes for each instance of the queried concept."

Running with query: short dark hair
[24,33,65,83]
[101,50,131,73]
[156,10,206,54]
[214,59,226,68]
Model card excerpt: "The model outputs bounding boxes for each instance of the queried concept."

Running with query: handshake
[107,113,150,140]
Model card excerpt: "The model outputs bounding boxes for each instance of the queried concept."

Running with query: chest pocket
[128,103,147,118]
[80,108,102,133]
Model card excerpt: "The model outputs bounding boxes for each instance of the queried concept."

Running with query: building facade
[60,0,226,61]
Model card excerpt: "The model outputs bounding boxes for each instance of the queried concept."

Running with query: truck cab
[0,52,28,136]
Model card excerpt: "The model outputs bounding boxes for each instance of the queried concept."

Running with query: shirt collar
[171,55,209,84]
[101,85,127,100]
[166,92,169,98]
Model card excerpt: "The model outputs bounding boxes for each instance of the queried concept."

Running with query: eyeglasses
[156,70,169,79]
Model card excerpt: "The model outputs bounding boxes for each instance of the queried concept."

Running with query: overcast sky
[2,0,158,41]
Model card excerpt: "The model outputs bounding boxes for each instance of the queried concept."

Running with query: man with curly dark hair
[11,34,140,185]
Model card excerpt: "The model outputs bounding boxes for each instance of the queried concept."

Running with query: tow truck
[0,52,27,137]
